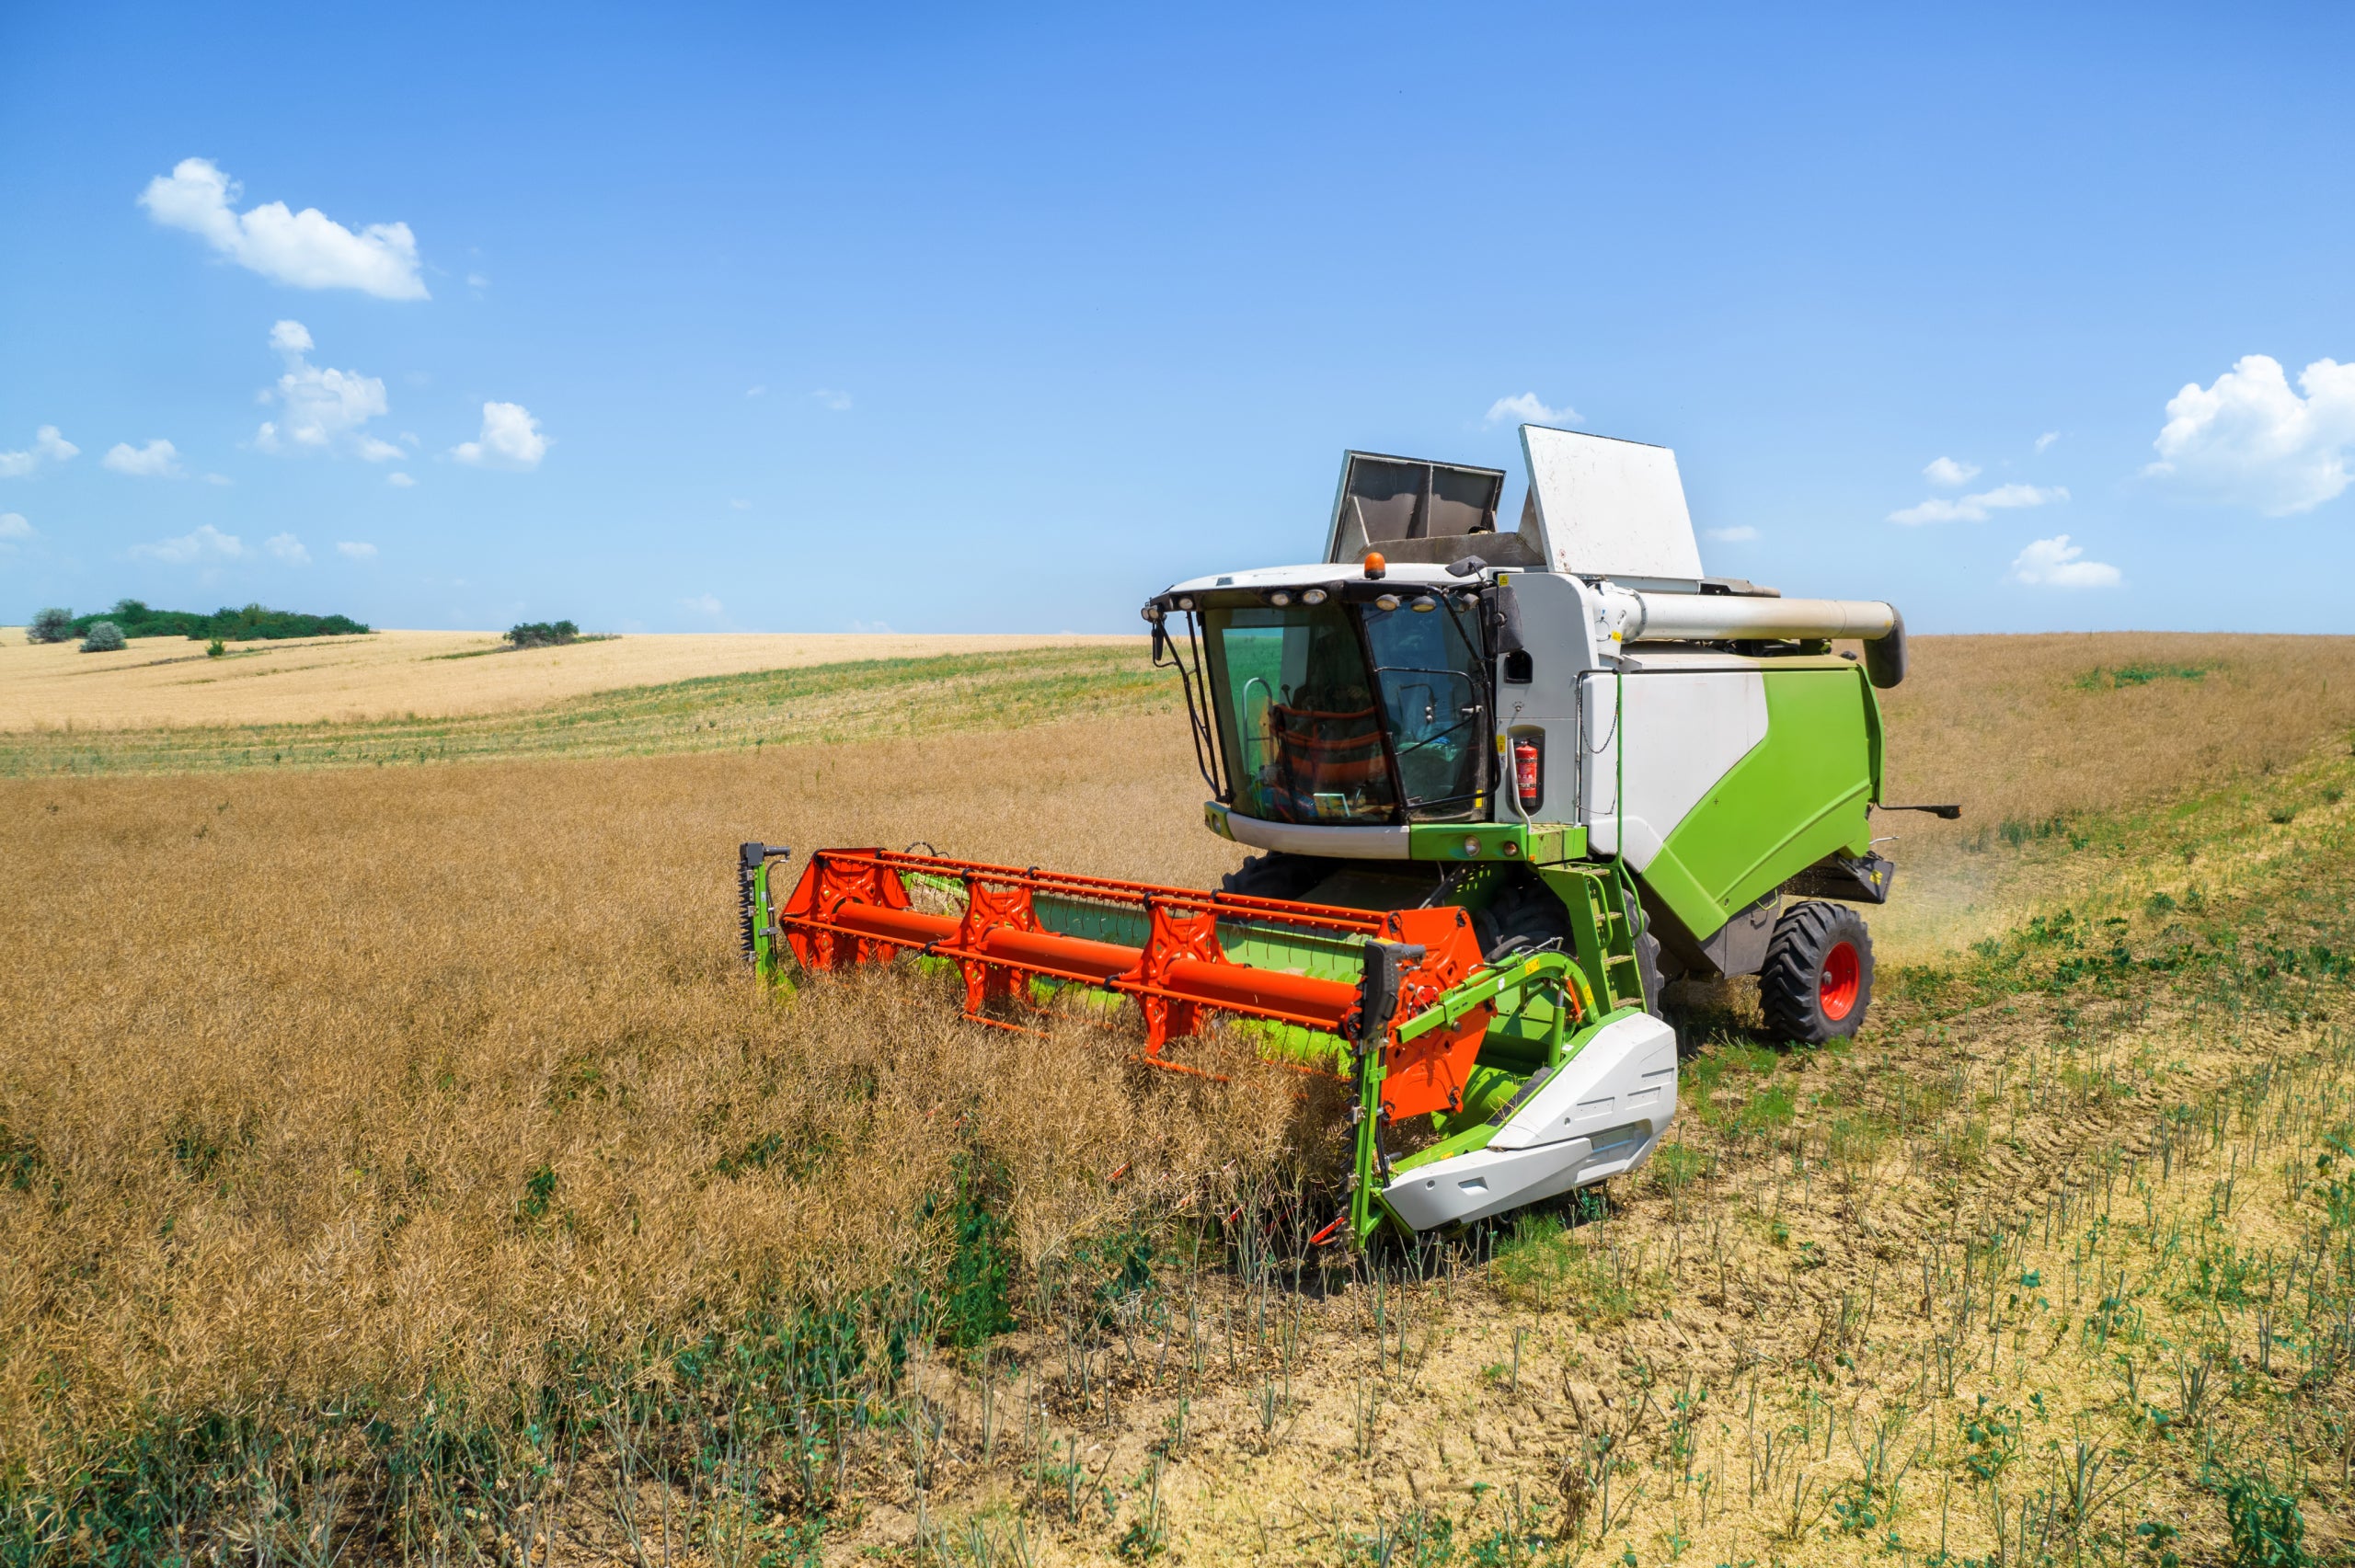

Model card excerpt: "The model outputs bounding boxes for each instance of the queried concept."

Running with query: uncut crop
[0,718,1291,1563]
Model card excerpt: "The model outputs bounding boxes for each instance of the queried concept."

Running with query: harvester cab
[744,425,1922,1246]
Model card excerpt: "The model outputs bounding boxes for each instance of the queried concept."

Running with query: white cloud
[1484,393,1579,428]
[745,384,767,398]
[729,498,752,510]
[2034,431,2060,453]
[1890,482,2067,526]
[811,388,853,411]
[451,401,548,469]
[2145,354,2355,516]
[1,425,80,477]
[266,532,311,565]
[130,523,244,564]
[255,321,395,458]
[465,272,489,290]
[104,439,183,478]
[1923,456,1981,486]
[849,618,896,634]
[138,157,428,301]
[2009,534,2120,589]
[1705,525,1759,543]
[337,541,378,561]
[0,512,32,541]
[385,472,415,488]
[682,593,724,618]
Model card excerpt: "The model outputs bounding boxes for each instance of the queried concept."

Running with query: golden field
[2,633,2351,1565]
[0,627,1140,731]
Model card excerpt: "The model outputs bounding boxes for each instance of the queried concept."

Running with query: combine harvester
[741,426,1945,1245]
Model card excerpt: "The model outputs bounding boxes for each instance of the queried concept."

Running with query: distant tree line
[25,600,370,645]
[504,621,582,647]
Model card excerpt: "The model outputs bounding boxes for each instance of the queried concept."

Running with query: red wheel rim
[1820,941,1861,1022]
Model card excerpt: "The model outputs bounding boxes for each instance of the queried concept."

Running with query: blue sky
[2,2,2350,635]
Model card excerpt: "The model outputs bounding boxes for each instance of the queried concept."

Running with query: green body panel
[1637,666,1880,938]
[1201,801,1583,867]
[1392,998,1648,1181]
[752,861,785,989]
[1407,821,1586,864]
[1536,864,1650,1013]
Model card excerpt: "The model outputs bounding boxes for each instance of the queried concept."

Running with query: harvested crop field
[0,627,1140,731]
[0,647,1173,779]
[3,633,2351,1565]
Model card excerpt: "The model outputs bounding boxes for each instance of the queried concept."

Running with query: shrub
[505,620,582,648]
[205,639,226,658]
[27,607,75,644]
[78,620,126,653]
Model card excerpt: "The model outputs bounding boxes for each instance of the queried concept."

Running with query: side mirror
[1490,584,1526,657]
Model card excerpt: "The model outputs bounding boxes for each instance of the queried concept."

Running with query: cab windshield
[1201,597,1488,825]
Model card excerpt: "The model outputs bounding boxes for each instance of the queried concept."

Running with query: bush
[27,608,75,645]
[78,621,127,653]
[505,620,581,648]
[205,639,226,658]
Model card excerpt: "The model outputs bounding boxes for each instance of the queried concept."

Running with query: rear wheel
[1760,900,1874,1044]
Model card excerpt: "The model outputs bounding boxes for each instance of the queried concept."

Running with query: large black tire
[1481,874,1571,962]
[1759,900,1874,1044]
[1484,876,1665,1020]
[1219,852,1337,902]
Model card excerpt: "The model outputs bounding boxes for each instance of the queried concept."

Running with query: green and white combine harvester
[742,426,1946,1246]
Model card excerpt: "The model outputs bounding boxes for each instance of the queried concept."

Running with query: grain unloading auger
[741,426,1952,1246]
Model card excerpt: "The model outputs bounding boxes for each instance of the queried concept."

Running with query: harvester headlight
[1269,590,1292,607]
[1462,836,1481,857]
[1409,596,1438,612]
[1302,588,1327,605]
[1374,594,1400,612]
[1176,596,1195,612]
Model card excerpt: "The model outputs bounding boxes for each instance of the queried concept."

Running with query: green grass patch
[2074,659,2218,691]
[1490,1210,1662,1319]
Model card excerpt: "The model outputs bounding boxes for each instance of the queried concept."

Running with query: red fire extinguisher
[1513,737,1542,812]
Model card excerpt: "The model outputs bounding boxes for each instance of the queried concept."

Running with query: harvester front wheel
[1219,852,1338,903]
[1760,900,1874,1044]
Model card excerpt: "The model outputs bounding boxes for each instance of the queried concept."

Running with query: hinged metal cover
[1519,426,1704,583]
[1325,452,1533,567]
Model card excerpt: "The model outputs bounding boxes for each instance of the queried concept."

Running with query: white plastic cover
[1520,426,1705,583]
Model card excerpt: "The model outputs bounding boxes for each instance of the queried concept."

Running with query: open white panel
[1520,426,1704,583]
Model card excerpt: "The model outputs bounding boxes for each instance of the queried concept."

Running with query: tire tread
[1759,899,1874,1044]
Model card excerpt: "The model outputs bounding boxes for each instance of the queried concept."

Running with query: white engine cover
[1580,670,1767,866]
[1381,1013,1677,1230]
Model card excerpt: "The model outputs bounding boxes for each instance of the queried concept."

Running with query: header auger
[741,426,1947,1246]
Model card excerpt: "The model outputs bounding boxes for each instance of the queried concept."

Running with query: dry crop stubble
[1863,633,2355,958]
[0,627,1141,730]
